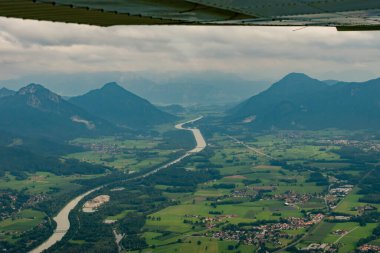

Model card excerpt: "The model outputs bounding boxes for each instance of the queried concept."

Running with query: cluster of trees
[49,210,117,253]
[52,179,170,252]
[145,166,220,191]
[335,173,360,184]
[335,146,379,163]
[157,130,195,150]
[356,224,380,248]
[212,183,236,189]
[306,172,329,186]
[352,211,380,226]
[359,168,380,204]
[242,179,262,185]
[0,147,110,178]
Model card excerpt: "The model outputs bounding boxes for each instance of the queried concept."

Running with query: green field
[0,172,100,194]
[301,221,377,253]
[138,237,256,253]
[0,209,46,241]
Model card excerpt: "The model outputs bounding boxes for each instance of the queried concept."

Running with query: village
[202,213,325,248]
[326,184,354,210]
[318,139,380,153]
[83,143,122,155]
[357,244,380,252]
[0,190,46,221]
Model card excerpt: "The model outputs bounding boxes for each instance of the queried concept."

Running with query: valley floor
[1,118,380,253]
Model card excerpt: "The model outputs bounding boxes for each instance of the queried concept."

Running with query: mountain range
[2,72,380,142]
[228,73,380,130]
[0,71,270,105]
[0,83,175,140]
[0,84,117,140]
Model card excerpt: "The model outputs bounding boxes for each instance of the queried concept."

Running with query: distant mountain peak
[101,82,122,90]
[284,72,309,78]
[18,83,47,94]
[269,73,326,93]
[0,83,116,139]
[227,73,380,130]
[69,83,175,128]
[99,82,135,96]
[18,83,62,105]
[280,72,315,82]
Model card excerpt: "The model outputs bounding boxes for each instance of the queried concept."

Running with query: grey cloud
[0,17,380,83]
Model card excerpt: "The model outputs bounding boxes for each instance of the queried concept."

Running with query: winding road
[30,117,206,253]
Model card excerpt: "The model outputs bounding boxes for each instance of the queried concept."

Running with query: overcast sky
[1,17,380,84]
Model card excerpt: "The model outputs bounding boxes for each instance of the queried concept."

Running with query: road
[227,135,275,160]
[334,226,359,244]
[30,117,206,253]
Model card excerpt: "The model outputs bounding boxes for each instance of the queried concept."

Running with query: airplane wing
[1,0,379,31]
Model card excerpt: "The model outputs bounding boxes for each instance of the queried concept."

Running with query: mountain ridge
[227,73,380,130]
[0,83,116,140]
[0,87,15,98]
[69,82,176,128]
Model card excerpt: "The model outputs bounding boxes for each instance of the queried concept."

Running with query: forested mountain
[227,73,380,130]
[0,84,116,140]
[0,87,15,98]
[69,82,176,128]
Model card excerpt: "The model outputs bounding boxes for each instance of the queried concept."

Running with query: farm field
[0,209,46,244]
[0,172,101,194]
[137,237,256,253]
[67,136,182,172]
[300,221,378,253]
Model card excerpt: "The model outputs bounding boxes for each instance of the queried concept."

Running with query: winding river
[30,117,206,253]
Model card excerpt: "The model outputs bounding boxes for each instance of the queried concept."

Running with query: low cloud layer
[1,17,380,82]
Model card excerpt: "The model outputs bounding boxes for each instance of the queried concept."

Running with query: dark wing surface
[0,0,379,30]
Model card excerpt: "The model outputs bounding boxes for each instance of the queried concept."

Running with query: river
[30,117,206,253]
